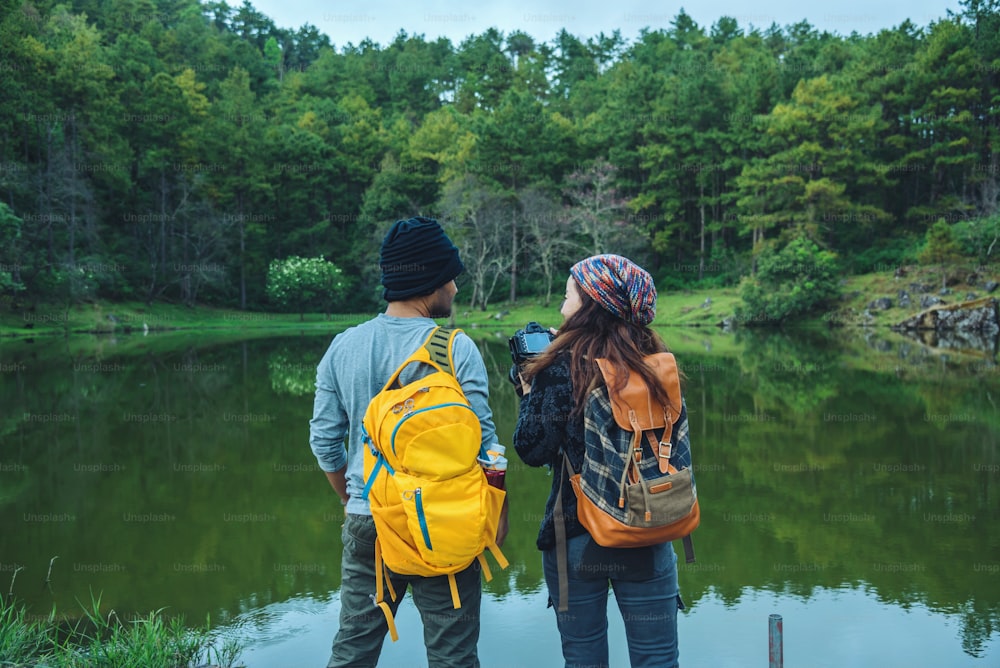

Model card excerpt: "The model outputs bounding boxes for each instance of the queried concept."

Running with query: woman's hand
[517,371,531,396]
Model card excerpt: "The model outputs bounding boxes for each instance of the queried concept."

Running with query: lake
[1,325,998,667]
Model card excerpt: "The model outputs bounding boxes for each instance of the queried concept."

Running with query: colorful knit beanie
[379,216,464,301]
[569,254,657,325]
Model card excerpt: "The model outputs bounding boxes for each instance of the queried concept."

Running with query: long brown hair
[522,280,676,419]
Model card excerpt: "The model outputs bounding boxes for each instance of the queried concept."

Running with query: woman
[513,254,688,668]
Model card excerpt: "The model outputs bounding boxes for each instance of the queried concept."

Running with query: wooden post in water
[769,614,783,668]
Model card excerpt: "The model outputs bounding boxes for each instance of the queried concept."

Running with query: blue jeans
[327,514,482,668]
[542,534,682,668]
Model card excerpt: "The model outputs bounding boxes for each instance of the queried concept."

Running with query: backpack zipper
[389,402,476,456]
[413,487,433,550]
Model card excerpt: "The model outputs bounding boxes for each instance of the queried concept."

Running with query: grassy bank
[0,593,243,668]
[1,265,995,341]
[451,286,742,331]
[0,287,743,339]
[0,300,370,338]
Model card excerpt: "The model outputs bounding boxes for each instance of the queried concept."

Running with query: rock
[898,290,911,308]
[937,302,1000,336]
[920,296,943,309]
[701,297,712,309]
[869,297,893,310]
[937,301,999,336]
[967,292,979,301]
[909,282,931,294]
[985,281,999,293]
[939,287,952,296]
[892,297,1000,353]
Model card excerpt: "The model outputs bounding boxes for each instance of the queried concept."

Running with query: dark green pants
[327,513,482,668]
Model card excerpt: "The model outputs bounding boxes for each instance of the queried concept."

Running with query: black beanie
[379,216,464,301]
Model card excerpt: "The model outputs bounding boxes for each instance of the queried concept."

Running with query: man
[310,216,506,668]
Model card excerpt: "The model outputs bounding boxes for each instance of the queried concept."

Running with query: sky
[228,0,965,48]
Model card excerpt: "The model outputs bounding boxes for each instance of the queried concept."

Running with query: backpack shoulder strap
[422,326,461,376]
[379,326,462,392]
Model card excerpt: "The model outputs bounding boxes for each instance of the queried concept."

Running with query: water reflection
[894,326,999,355]
[0,329,997,666]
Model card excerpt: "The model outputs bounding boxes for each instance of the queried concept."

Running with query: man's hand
[325,467,349,506]
[495,495,510,547]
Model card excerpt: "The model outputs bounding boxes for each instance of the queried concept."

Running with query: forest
[0,0,998,315]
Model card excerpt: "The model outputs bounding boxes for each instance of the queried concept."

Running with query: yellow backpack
[361,326,508,641]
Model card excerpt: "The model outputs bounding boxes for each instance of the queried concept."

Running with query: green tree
[708,24,785,268]
[263,35,283,81]
[409,106,477,184]
[735,75,893,256]
[960,0,1000,216]
[550,29,599,109]
[132,71,197,302]
[883,17,982,226]
[206,66,271,309]
[456,29,514,111]
[29,7,118,280]
[374,33,451,117]
[634,26,732,270]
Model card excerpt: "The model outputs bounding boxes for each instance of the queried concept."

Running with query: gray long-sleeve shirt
[309,313,499,516]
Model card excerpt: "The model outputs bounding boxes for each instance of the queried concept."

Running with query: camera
[507,322,555,394]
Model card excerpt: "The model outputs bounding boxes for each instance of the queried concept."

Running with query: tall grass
[0,592,244,668]
[0,594,54,664]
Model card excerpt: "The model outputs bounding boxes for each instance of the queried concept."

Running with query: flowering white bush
[266,256,346,317]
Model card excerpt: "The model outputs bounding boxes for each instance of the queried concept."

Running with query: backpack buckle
[361,427,378,456]
[658,441,672,460]
[657,441,672,473]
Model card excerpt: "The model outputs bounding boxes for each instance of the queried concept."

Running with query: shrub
[845,234,922,274]
[736,237,841,325]
[951,214,1000,266]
